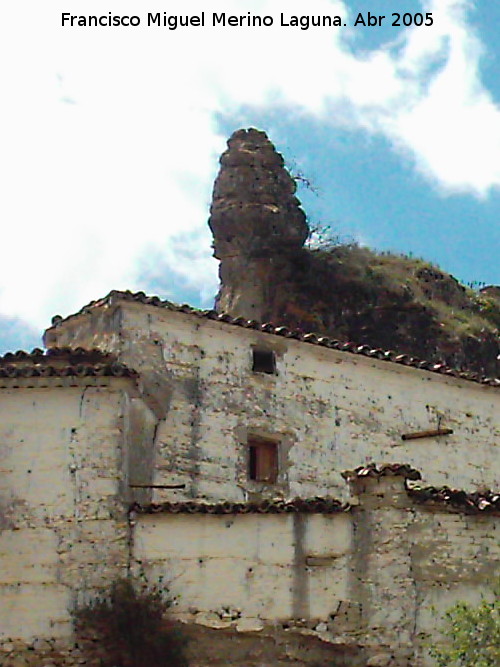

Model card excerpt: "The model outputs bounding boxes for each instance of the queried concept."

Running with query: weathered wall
[46,300,499,503]
[0,368,497,666]
[133,512,351,626]
[0,380,132,647]
[132,476,500,667]
[349,475,500,665]
[39,299,500,665]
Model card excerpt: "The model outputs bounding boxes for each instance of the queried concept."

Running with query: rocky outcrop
[208,128,308,319]
[209,129,500,377]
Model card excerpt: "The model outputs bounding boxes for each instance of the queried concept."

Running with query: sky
[1,0,499,353]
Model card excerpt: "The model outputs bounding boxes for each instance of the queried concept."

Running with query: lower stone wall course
[0,640,422,667]
[1,628,379,667]
[183,625,365,667]
[0,625,407,666]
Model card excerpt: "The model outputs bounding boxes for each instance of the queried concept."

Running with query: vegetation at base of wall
[429,582,500,667]
[74,578,189,667]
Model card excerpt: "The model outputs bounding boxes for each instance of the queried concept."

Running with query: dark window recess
[252,349,276,374]
[248,439,278,483]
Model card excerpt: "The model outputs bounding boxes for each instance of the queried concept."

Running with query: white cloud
[378,0,500,195]
[0,0,497,335]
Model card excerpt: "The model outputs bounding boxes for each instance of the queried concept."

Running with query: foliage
[305,220,346,249]
[475,295,500,329]
[302,239,499,340]
[74,578,189,667]
[429,583,500,667]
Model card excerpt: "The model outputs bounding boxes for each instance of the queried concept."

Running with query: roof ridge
[0,345,136,379]
[45,290,500,388]
[0,346,113,362]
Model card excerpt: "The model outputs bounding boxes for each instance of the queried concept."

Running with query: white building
[1,289,498,667]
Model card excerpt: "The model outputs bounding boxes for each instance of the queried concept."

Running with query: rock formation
[208,128,308,319]
[209,128,500,377]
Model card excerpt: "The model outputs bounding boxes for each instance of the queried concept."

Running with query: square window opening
[252,349,276,374]
[248,439,278,483]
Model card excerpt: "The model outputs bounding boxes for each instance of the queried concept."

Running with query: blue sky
[0,0,499,353]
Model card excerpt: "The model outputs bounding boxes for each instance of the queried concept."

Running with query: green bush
[75,578,189,667]
[429,583,500,667]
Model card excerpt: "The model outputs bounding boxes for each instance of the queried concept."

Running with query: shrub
[429,583,500,667]
[75,578,189,667]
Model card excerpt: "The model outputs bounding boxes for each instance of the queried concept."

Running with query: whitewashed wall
[132,477,500,667]
[0,381,131,642]
[45,301,500,504]
[95,303,500,502]
[134,512,351,628]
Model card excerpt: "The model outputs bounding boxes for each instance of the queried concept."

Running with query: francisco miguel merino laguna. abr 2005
[61,12,345,29]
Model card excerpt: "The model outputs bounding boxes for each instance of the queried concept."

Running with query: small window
[248,438,278,483]
[252,348,276,374]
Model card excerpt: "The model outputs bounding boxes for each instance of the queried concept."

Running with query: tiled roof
[342,463,500,515]
[0,346,136,379]
[47,290,500,388]
[342,463,423,482]
[131,497,348,515]
[407,486,500,514]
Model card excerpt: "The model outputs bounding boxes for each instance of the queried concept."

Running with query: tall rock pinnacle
[209,128,308,319]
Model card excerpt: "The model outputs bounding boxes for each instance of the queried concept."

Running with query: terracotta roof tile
[46,290,500,388]
[0,347,136,379]
[342,463,423,482]
[342,463,500,515]
[407,485,500,514]
[132,497,348,515]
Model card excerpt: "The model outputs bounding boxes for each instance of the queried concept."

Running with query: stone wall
[132,475,500,667]
[182,624,362,667]
[1,396,498,667]
[133,511,351,625]
[45,299,500,502]
[349,474,500,665]
[35,297,500,665]
[0,378,134,654]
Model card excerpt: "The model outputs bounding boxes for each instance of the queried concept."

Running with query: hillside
[280,243,500,376]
